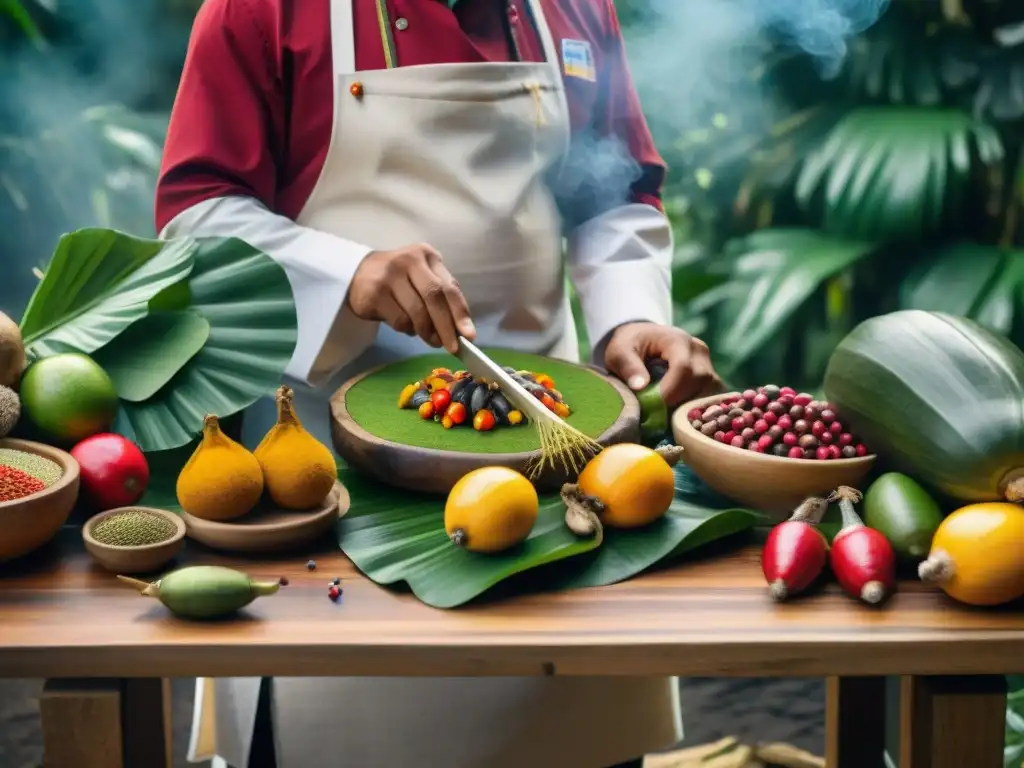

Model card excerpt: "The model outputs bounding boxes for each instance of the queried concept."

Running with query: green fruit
[824,310,1024,503]
[118,565,280,620]
[20,353,118,442]
[862,473,944,561]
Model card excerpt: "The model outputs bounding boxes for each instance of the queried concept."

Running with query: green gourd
[824,310,1024,504]
[118,565,280,620]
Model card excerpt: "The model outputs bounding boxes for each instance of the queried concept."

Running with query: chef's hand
[604,322,723,407]
[348,244,476,354]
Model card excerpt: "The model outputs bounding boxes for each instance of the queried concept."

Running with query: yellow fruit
[254,386,336,510]
[445,467,539,553]
[176,414,264,521]
[918,502,1024,606]
[576,443,676,529]
[0,311,25,389]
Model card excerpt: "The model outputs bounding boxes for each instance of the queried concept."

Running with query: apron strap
[329,0,357,76]
[523,0,561,70]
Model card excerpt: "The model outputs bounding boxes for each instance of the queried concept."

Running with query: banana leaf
[795,107,1004,242]
[714,229,876,373]
[18,229,196,359]
[336,462,759,609]
[114,237,298,452]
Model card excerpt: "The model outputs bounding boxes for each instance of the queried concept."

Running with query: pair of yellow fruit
[176,386,336,521]
[445,442,680,553]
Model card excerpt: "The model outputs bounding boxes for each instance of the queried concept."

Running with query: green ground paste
[344,350,624,453]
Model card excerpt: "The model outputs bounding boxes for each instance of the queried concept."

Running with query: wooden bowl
[672,393,876,520]
[0,438,80,562]
[182,482,348,553]
[82,507,186,574]
[330,354,640,494]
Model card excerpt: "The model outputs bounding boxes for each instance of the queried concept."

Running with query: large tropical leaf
[900,242,1024,343]
[713,229,876,373]
[18,230,196,359]
[336,462,758,609]
[795,107,1004,241]
[114,237,297,452]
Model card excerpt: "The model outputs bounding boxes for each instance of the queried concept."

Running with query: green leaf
[715,229,876,372]
[91,311,211,402]
[336,460,759,608]
[795,108,1004,241]
[116,237,298,452]
[19,230,197,359]
[900,243,1024,340]
[336,467,601,609]
[551,462,761,589]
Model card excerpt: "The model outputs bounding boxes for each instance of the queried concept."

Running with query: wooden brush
[454,337,602,477]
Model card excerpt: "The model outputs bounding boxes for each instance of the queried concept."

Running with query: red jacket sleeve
[596,0,665,212]
[155,0,283,232]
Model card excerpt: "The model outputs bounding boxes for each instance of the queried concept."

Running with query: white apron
[189,0,681,764]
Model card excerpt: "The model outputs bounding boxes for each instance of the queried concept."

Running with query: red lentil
[0,464,46,502]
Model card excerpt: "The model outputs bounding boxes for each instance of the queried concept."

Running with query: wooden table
[2,530,1022,768]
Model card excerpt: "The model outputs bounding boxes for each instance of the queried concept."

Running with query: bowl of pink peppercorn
[671,385,876,519]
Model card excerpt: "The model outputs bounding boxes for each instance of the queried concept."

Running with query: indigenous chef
[157,0,722,766]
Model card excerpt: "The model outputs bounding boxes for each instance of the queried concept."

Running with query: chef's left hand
[604,322,723,408]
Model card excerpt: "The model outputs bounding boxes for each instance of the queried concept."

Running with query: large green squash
[823,310,1024,503]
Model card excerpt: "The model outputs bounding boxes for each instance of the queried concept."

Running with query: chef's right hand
[347,243,476,354]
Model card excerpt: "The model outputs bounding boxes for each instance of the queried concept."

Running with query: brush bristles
[524,407,602,479]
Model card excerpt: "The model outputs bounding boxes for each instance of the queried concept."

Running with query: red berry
[741,427,756,441]
[767,401,786,416]
[789,405,805,419]
[782,432,798,447]
[855,443,868,457]
[741,412,756,427]
[742,389,758,400]
[793,393,813,406]
[731,417,745,431]
[830,421,843,435]
[777,395,794,408]
[811,420,826,437]
[819,431,833,445]
[730,436,745,448]
[780,386,796,397]
[777,415,793,430]
[794,419,809,434]
[328,586,341,601]
[687,407,703,421]
[820,409,836,423]
[763,411,778,426]
[815,446,831,460]
[750,407,764,419]
[723,430,736,443]
[748,443,763,452]
[757,434,774,450]
[752,393,769,408]
[829,444,842,459]
[787,446,804,459]
[754,419,769,434]
[838,433,853,447]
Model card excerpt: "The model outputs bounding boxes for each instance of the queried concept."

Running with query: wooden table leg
[825,676,887,768]
[899,675,1007,768]
[40,679,124,768]
[121,678,173,768]
[40,678,172,768]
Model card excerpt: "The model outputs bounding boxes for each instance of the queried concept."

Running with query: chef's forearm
[567,203,673,364]
[161,195,378,386]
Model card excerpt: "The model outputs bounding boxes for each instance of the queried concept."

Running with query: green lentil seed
[0,449,63,487]
[92,509,178,547]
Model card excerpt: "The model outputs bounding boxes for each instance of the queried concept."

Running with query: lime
[21,353,119,442]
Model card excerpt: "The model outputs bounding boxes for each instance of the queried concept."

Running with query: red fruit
[752,393,769,408]
[830,421,843,435]
[793,419,809,434]
[819,431,833,445]
[793,393,812,406]
[787,446,804,459]
[70,433,150,511]
[855,443,868,457]
[431,389,451,411]
[757,434,774,451]
[820,409,836,423]
[742,389,758,400]
[811,420,826,437]
[815,446,831,461]
[782,432,798,447]
[687,407,703,421]
[741,427,756,441]
[731,417,745,431]
[730,436,745,448]
[838,432,853,447]
[828,444,842,459]
[761,497,829,601]
[777,415,793,431]
[763,411,778,426]
[741,412,756,427]
[722,430,736,443]
[780,386,796,397]
[714,430,726,442]
[753,419,769,434]
[828,487,896,605]
[747,443,763,452]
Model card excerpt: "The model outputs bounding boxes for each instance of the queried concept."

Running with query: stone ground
[0,677,824,767]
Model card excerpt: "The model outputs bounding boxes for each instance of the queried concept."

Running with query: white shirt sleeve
[567,202,673,363]
[161,195,379,386]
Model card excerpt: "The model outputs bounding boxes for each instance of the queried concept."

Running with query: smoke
[553,0,890,220]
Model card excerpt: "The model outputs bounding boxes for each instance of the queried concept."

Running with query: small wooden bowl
[182,482,348,553]
[0,438,80,562]
[82,507,186,574]
[672,393,876,520]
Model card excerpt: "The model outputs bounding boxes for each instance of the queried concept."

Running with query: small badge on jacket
[561,39,596,81]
